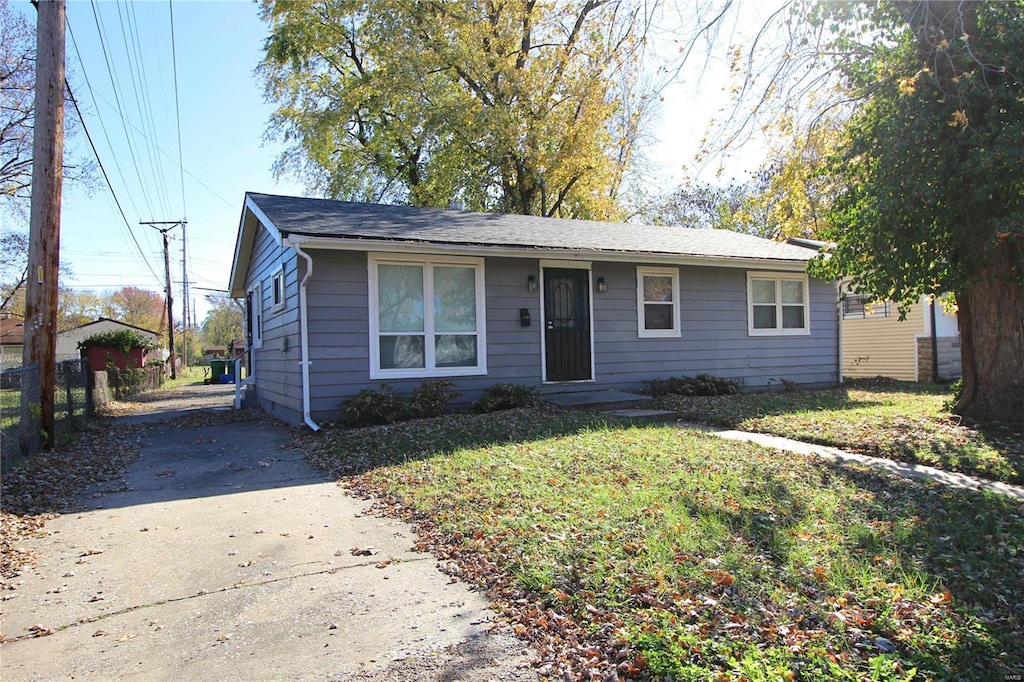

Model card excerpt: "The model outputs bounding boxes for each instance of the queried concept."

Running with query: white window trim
[636,266,680,338]
[270,267,285,312]
[249,282,264,349]
[746,271,811,336]
[368,253,487,380]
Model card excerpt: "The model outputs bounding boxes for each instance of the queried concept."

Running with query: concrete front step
[543,388,653,411]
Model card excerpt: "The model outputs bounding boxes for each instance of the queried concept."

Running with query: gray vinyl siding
[244,226,302,423]
[293,252,837,424]
[591,262,838,391]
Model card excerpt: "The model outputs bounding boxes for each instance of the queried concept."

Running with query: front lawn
[653,381,1024,485]
[300,409,1024,680]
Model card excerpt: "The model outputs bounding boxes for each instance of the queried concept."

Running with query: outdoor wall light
[527,274,538,292]
[597,276,608,293]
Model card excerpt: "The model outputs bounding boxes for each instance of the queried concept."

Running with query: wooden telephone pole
[141,220,185,380]
[22,0,66,447]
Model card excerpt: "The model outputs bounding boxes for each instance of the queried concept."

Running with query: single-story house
[202,345,228,361]
[229,193,839,428]
[841,292,960,382]
[56,318,162,362]
[0,312,25,369]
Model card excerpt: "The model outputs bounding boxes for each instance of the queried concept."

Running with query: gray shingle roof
[247,192,815,263]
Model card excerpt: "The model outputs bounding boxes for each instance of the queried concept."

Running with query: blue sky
[10,0,763,325]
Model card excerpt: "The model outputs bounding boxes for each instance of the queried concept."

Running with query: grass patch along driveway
[653,380,1024,486]
[300,408,1024,681]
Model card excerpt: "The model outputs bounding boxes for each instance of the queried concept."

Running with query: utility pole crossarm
[141,220,186,380]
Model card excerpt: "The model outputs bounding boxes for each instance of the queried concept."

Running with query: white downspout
[836,280,844,385]
[294,244,320,431]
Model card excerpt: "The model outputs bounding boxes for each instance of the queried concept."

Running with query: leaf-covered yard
[653,380,1023,485]
[298,409,1024,681]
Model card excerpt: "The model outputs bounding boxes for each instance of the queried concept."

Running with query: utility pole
[181,222,189,368]
[23,0,66,448]
[141,220,185,380]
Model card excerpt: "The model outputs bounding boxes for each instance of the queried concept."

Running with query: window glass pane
[378,264,424,332]
[752,279,776,304]
[549,279,576,325]
[781,280,804,304]
[379,335,425,369]
[753,305,776,329]
[782,305,805,329]
[643,275,673,302]
[644,303,673,330]
[435,334,477,367]
[434,266,477,332]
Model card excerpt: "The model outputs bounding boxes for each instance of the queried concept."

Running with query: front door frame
[539,259,595,383]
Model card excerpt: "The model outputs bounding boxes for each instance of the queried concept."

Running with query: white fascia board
[281,235,811,273]
[229,196,286,298]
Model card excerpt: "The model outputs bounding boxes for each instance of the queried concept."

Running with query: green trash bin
[210,359,229,383]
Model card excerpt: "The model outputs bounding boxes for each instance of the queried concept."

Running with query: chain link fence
[1,359,92,470]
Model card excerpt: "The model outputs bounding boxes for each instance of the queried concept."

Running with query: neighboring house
[0,312,25,369]
[202,345,228,361]
[841,292,961,382]
[228,338,245,358]
[56,318,162,362]
[229,193,839,428]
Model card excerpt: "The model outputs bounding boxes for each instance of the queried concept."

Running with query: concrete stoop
[543,388,653,411]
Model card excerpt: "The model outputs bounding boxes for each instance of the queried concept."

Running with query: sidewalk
[1,387,535,681]
[688,424,1024,502]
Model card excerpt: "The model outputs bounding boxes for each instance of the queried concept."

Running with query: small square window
[637,267,680,338]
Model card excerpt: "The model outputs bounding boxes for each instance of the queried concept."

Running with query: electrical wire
[63,76,162,285]
[89,0,156,218]
[169,0,187,222]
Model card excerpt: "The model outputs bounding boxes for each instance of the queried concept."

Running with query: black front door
[544,268,592,381]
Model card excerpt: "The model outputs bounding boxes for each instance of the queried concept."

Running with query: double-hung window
[747,272,810,335]
[637,267,680,338]
[369,254,487,378]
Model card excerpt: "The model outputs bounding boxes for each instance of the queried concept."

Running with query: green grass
[653,381,1024,485]
[160,365,207,390]
[301,409,1024,680]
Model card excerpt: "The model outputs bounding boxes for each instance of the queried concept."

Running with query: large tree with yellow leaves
[258,0,653,220]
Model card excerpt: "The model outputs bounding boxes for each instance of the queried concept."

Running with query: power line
[116,0,172,217]
[89,0,156,218]
[169,0,186,221]
[66,17,144,220]
[62,48,162,285]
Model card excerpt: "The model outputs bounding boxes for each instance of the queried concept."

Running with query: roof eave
[229,194,284,298]
[280,233,811,271]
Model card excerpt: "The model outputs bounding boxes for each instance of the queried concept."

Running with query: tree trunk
[955,238,1024,424]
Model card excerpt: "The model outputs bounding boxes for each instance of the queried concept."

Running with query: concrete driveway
[1,387,534,681]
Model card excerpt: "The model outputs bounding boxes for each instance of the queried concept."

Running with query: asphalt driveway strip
[1,395,535,681]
